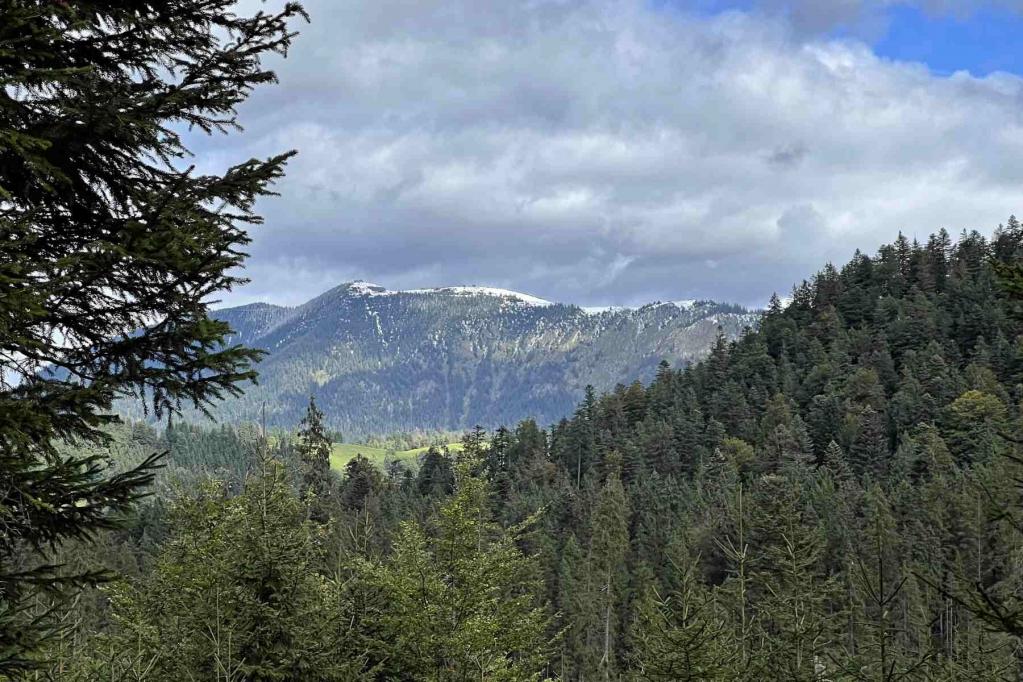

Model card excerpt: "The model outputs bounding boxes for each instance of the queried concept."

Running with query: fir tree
[749,475,838,681]
[340,455,384,511]
[0,1,306,669]
[354,455,554,679]
[415,446,455,497]
[848,406,890,481]
[590,466,629,681]
[296,395,332,517]
[631,541,735,681]
[558,532,597,681]
[80,459,367,681]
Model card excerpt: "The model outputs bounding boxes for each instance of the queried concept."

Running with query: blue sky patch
[872,5,1023,77]
[654,1,1023,77]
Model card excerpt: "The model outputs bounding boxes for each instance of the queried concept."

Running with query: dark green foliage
[415,446,455,497]
[630,543,734,680]
[587,468,629,679]
[26,220,1023,680]
[0,0,304,670]
[296,395,332,509]
[162,420,263,485]
[340,455,384,511]
[74,458,367,681]
[352,456,554,680]
[534,220,1023,680]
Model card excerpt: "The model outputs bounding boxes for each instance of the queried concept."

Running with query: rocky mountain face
[197,282,759,437]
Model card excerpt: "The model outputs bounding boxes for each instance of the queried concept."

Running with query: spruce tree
[296,395,332,512]
[0,1,305,670]
[631,541,735,680]
[844,487,934,680]
[340,454,384,511]
[354,455,554,680]
[749,475,838,681]
[80,459,367,681]
[557,532,595,680]
[589,465,629,680]
[848,406,890,481]
[415,446,455,497]
[715,481,756,678]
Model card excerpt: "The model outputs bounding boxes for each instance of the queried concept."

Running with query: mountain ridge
[191,282,759,437]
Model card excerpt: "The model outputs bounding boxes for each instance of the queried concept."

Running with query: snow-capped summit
[203,284,757,436]
[340,282,554,307]
[403,286,553,307]
[343,281,388,295]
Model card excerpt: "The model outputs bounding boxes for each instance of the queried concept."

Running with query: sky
[205,0,1023,309]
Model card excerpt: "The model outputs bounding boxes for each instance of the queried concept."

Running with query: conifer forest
[6,1,1023,681]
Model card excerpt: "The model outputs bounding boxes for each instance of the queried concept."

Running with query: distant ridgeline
[142,283,756,437]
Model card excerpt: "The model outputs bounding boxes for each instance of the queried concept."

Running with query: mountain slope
[203,282,758,436]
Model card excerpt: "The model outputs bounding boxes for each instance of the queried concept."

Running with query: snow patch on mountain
[581,305,632,315]
[345,281,388,296]
[341,281,553,307]
[195,283,760,435]
[583,300,697,315]
[338,282,715,315]
[413,286,553,307]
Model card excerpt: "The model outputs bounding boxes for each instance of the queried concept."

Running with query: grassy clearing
[329,441,463,471]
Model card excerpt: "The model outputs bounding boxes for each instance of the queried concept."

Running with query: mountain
[194,282,758,436]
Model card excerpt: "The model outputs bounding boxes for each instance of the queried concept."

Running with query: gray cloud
[209,0,1023,309]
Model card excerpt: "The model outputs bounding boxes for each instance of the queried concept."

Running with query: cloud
[209,0,1023,308]
[742,0,1023,35]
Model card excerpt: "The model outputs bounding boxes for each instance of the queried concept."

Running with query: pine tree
[749,475,838,681]
[81,459,367,681]
[631,540,735,680]
[0,2,305,670]
[354,455,554,680]
[296,395,332,518]
[590,467,629,681]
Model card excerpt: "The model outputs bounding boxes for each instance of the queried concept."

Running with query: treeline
[360,429,464,452]
[66,420,279,488]
[29,219,1023,680]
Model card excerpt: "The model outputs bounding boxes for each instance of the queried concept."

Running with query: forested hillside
[9,0,1023,679]
[31,220,1023,680]
[174,282,757,437]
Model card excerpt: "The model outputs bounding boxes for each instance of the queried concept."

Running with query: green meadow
[329,441,463,471]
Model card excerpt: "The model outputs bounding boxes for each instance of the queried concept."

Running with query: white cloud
[211,0,1023,308]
